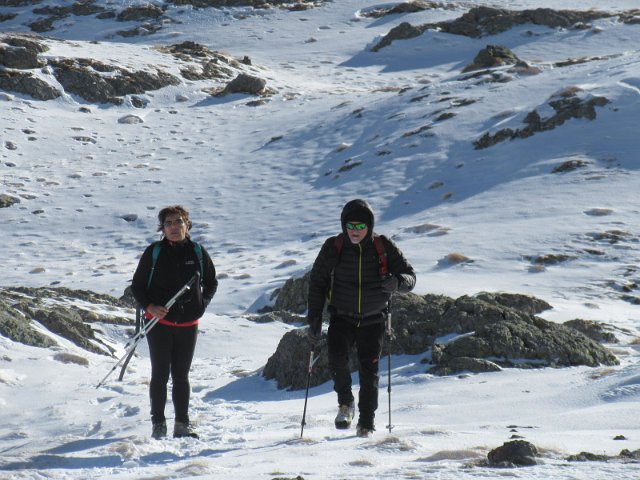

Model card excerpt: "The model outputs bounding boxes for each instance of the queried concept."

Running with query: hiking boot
[151,421,167,440]
[334,402,355,430]
[173,420,199,439]
[356,423,375,438]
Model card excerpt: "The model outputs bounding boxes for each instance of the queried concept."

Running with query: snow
[1,0,640,478]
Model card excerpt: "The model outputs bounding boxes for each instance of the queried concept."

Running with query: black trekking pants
[328,317,385,427]
[146,322,197,424]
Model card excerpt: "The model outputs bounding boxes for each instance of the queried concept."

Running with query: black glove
[307,327,321,345]
[381,275,399,293]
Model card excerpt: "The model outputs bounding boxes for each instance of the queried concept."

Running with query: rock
[371,22,424,52]
[262,328,358,390]
[273,271,310,314]
[552,159,590,173]
[0,44,44,69]
[50,58,179,105]
[434,297,619,371]
[488,440,538,467]
[265,277,619,388]
[429,355,502,376]
[462,45,522,72]
[0,194,20,207]
[474,91,609,150]
[117,4,164,21]
[475,292,552,315]
[71,1,106,16]
[0,286,133,353]
[563,319,618,343]
[221,73,267,96]
[0,70,62,100]
[0,300,57,349]
[118,115,144,124]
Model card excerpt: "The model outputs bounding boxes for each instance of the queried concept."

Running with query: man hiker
[306,199,416,437]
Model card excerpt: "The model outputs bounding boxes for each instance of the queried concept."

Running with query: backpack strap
[147,241,204,289]
[372,234,389,278]
[328,234,344,301]
[193,242,204,285]
[147,241,162,289]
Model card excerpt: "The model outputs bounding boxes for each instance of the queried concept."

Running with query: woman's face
[162,213,187,243]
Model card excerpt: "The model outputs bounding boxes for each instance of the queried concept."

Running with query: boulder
[221,73,267,96]
[488,440,538,467]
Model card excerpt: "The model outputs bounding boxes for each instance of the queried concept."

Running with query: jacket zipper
[357,243,362,325]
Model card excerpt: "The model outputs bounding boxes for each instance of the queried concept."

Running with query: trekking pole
[96,274,198,389]
[300,344,321,438]
[117,305,142,381]
[386,294,394,433]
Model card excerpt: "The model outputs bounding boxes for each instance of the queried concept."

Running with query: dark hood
[340,198,375,241]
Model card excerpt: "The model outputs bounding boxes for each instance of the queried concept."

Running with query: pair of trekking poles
[300,295,395,438]
[96,274,199,389]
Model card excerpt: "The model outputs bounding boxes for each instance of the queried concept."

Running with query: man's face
[346,221,368,244]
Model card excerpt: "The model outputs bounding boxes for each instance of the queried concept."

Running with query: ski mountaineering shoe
[174,420,199,439]
[151,421,167,440]
[356,424,374,438]
[334,402,355,429]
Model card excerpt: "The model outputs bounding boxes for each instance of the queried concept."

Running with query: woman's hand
[147,304,169,319]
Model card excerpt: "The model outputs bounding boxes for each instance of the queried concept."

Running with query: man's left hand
[381,275,399,293]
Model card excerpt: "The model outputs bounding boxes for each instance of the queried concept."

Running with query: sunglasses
[346,222,367,231]
[163,218,185,227]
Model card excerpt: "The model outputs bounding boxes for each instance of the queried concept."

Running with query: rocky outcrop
[371,7,635,50]
[0,286,133,355]
[567,448,640,462]
[49,58,180,105]
[360,1,446,19]
[0,35,260,104]
[473,88,609,149]
[262,285,619,389]
[0,70,62,100]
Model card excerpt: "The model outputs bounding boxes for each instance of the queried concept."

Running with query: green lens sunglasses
[346,222,367,231]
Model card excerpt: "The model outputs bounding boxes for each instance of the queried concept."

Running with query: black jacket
[307,200,415,333]
[131,238,217,324]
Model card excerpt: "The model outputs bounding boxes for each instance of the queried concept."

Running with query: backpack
[146,241,204,288]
